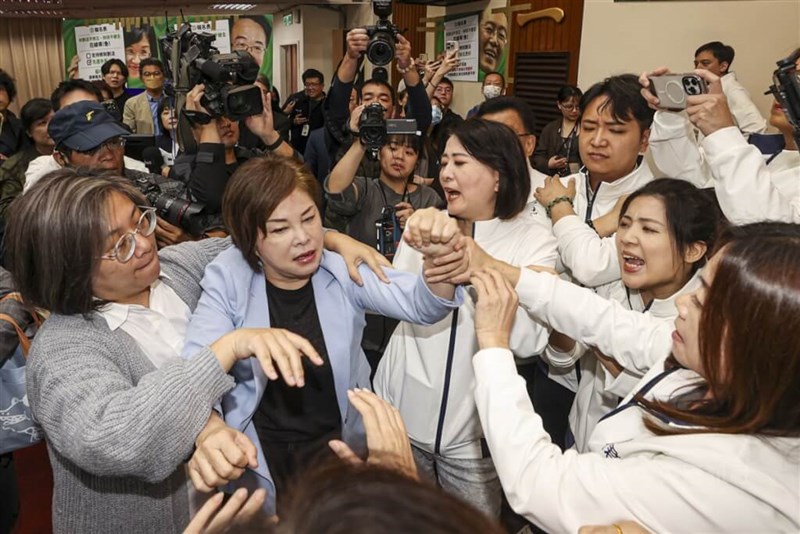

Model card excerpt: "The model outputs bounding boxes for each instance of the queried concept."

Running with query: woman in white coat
[469,222,800,532]
[544,178,724,451]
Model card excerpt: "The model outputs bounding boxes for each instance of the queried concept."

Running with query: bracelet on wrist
[545,196,574,219]
[397,62,415,75]
[264,134,284,152]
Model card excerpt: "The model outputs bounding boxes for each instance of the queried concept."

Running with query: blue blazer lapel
[311,259,351,424]
[244,272,270,403]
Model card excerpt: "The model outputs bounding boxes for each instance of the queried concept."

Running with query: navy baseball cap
[48,101,130,151]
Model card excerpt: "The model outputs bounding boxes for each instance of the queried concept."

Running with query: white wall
[271,9,304,100]
[302,6,343,88]
[578,0,800,123]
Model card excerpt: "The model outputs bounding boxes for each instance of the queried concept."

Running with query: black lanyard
[598,366,681,424]
[376,179,410,210]
[558,123,577,160]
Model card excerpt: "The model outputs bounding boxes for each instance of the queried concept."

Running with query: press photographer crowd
[1,1,800,532]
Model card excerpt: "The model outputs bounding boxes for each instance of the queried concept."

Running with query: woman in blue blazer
[182,155,464,513]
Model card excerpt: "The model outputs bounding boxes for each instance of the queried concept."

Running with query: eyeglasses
[141,71,163,78]
[233,42,265,56]
[100,208,157,263]
[75,137,126,156]
[304,82,321,88]
[559,103,579,111]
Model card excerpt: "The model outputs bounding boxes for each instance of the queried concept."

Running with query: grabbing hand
[471,269,519,350]
[223,328,323,387]
[323,230,391,286]
[189,416,258,492]
[402,207,459,249]
[328,389,418,480]
[182,488,271,534]
[534,175,576,208]
[186,84,210,114]
[685,69,735,136]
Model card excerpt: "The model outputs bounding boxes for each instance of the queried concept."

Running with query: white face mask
[483,85,502,100]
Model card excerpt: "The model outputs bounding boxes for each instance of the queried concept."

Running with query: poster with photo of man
[63,15,273,89]
[437,0,509,82]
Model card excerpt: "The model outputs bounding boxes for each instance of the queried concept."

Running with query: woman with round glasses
[6,168,392,533]
[533,85,583,176]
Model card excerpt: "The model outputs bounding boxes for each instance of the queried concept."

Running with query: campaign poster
[73,23,126,81]
[444,14,479,82]
[436,1,509,82]
[63,16,273,89]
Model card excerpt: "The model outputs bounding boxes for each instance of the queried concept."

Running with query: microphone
[142,146,165,175]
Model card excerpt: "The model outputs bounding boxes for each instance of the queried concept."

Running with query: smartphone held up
[648,74,708,111]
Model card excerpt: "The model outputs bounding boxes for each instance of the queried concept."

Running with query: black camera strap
[376,178,410,210]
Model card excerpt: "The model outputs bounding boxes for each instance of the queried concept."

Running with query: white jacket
[374,213,557,459]
[473,346,800,533]
[23,154,149,192]
[565,272,702,452]
[720,72,768,135]
[549,163,654,287]
[649,112,800,224]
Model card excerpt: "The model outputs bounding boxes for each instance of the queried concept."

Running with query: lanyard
[376,179,410,210]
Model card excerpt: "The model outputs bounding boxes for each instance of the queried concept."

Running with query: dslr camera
[767,49,800,147]
[130,174,209,237]
[359,103,418,157]
[160,24,263,121]
[365,0,401,67]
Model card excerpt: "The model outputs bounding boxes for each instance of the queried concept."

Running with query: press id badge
[302,124,310,137]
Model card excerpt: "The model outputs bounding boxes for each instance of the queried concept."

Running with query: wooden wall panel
[391,3,426,88]
[508,0,584,90]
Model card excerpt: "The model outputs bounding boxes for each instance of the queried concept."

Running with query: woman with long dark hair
[468,221,800,531]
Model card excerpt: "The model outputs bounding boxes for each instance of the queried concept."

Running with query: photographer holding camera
[323,1,431,176]
[173,81,295,214]
[49,100,201,247]
[641,49,800,225]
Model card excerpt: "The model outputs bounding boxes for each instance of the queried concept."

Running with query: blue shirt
[146,92,164,137]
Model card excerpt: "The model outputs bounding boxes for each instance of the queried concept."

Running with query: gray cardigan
[26,238,235,534]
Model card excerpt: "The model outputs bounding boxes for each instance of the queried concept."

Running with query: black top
[0,111,24,159]
[286,91,326,155]
[252,278,341,444]
[533,118,582,175]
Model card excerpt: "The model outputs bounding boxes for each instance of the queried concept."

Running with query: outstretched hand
[328,389,418,480]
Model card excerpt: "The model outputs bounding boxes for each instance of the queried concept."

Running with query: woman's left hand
[394,202,414,229]
[328,389,418,480]
[534,175,576,208]
[323,231,391,286]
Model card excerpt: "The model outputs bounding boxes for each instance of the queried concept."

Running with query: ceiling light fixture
[209,3,257,10]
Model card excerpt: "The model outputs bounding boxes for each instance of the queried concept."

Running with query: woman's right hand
[402,207,460,249]
[212,328,323,387]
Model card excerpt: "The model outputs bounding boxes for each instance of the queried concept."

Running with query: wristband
[264,134,284,152]
[545,196,574,219]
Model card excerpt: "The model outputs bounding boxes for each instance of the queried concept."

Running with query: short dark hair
[6,169,147,315]
[101,58,129,79]
[483,71,505,86]
[580,74,654,133]
[557,85,582,102]
[20,98,53,135]
[476,96,537,136]
[91,80,114,101]
[50,79,102,111]
[139,57,164,72]
[382,133,421,155]
[437,76,454,89]
[0,69,17,102]
[302,68,324,85]
[124,24,158,55]
[450,119,530,220]
[274,462,505,534]
[359,78,396,105]
[223,155,321,272]
[620,179,725,275]
[695,41,735,69]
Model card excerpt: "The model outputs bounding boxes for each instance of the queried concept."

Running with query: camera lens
[367,32,395,67]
